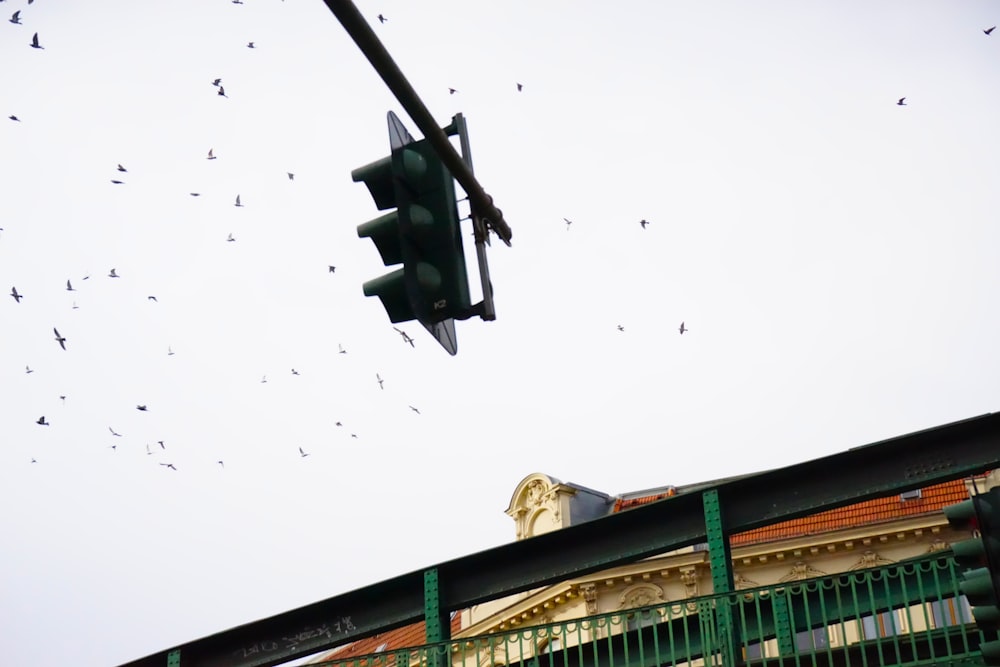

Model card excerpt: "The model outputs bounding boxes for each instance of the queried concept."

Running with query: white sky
[2,1,999,665]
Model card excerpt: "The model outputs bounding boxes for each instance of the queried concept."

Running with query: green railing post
[704,489,738,667]
[425,567,450,667]
[166,649,180,667]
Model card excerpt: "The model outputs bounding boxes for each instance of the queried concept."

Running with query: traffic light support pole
[324,0,513,247]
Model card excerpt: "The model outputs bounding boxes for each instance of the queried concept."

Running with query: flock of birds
[4,0,444,471]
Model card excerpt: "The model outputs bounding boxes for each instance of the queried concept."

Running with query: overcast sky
[2,1,999,665]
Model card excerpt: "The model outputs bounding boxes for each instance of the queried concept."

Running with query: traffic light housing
[353,113,471,328]
[945,486,1000,664]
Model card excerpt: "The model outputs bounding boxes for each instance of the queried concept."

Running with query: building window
[796,628,828,651]
[931,596,973,628]
[861,611,900,639]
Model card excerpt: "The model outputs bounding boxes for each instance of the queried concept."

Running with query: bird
[167,346,175,356]
[639,219,650,229]
[227,233,236,242]
[287,172,294,180]
[31,458,37,464]
[109,444,117,452]
[53,328,66,350]
[109,427,122,437]
[218,86,227,98]
[328,266,336,273]
[617,325,625,332]
[146,444,152,455]
[66,279,75,291]
[36,416,49,426]
[516,83,523,92]
[394,327,415,347]
[117,164,127,173]
[211,78,222,87]
[897,97,906,106]
[235,194,243,207]
[232,0,243,4]
[25,365,33,374]
[338,344,347,354]
[207,148,216,159]
[449,88,458,95]
[10,10,21,24]
[378,14,387,23]
[157,440,165,449]
[261,375,267,383]
[247,41,255,48]
[377,373,384,389]
[564,217,573,230]
[160,463,177,471]
[335,421,342,427]
[136,405,147,411]
[147,295,157,302]
[351,434,358,439]
[29,32,42,49]
[72,302,78,310]
[299,447,309,458]
[110,180,124,185]
[8,115,19,121]
[679,321,688,335]
[986,26,996,35]
[59,395,66,404]
[190,193,201,197]
[291,368,299,375]
[11,286,22,302]
[409,406,421,414]
[108,268,119,278]
[218,460,225,469]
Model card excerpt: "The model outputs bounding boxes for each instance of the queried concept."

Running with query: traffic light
[353,112,471,328]
[945,486,1000,664]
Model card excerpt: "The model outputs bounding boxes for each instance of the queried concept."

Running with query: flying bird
[448,88,457,95]
[160,463,177,471]
[207,148,216,159]
[29,32,42,49]
[328,265,336,273]
[11,286,22,302]
[66,279,74,291]
[378,14,387,23]
[617,325,625,332]
[108,268,119,278]
[211,78,222,87]
[190,193,201,197]
[218,460,225,469]
[72,301,78,309]
[985,26,996,35]
[679,321,688,335]
[8,115,19,121]
[25,365,33,374]
[261,375,267,383]
[53,328,66,350]
[147,295,157,301]
[109,427,122,437]
[563,217,573,230]
[31,458,37,464]
[36,416,49,426]
[377,373,384,389]
[287,172,294,180]
[897,97,906,106]
[227,233,236,242]
[218,86,227,98]
[246,41,255,48]
[168,346,175,356]
[639,219,650,229]
[291,368,299,375]
[338,344,347,354]
[409,406,420,414]
[110,180,124,185]
[394,327,415,347]
[136,405,147,411]
[146,444,152,455]
[10,10,21,24]
[234,194,243,207]
[516,82,523,92]
[299,447,309,458]
[117,164,127,172]
[157,440,165,449]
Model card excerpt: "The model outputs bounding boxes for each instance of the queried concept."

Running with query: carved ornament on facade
[927,538,949,553]
[778,561,827,582]
[848,549,895,571]
[679,567,700,598]
[618,583,665,610]
[580,583,598,614]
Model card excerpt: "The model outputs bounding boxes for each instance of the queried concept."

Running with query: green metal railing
[312,555,988,667]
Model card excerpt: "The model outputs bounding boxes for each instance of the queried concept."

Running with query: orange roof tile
[310,614,462,664]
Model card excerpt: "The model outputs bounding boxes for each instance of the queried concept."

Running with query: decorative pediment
[848,550,895,570]
[779,561,827,582]
[506,474,567,540]
[618,583,666,609]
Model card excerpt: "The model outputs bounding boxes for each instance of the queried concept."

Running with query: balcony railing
[312,554,987,667]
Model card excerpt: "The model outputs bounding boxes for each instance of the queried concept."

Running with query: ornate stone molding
[848,550,895,570]
[778,561,827,582]
[506,474,566,539]
[617,583,665,609]
[580,583,598,615]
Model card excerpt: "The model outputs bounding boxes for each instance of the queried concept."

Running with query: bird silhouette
[261,375,267,383]
[10,10,21,24]
[211,78,222,87]
[218,460,225,469]
[377,373,384,389]
[287,172,294,180]
[110,180,124,185]
[291,369,299,375]
[378,14,387,23]
[639,219,650,229]
[218,86,227,98]
[53,328,66,350]
[11,286,22,302]
[108,268,119,278]
[617,325,625,332]
[986,26,996,35]
[207,148,216,159]
[897,97,906,106]
[160,463,177,471]
[168,346,175,356]
[72,301,78,310]
[227,233,236,242]
[564,217,573,230]
[338,344,347,354]
[36,416,49,426]
[8,115,20,121]
[109,427,122,437]
[25,365,33,374]
[157,440,165,449]
[516,82,523,92]
[29,32,42,49]
[136,405,147,411]
[190,193,201,197]
[679,321,688,335]
[66,279,75,291]
[147,295,157,302]
[31,458,37,463]
[449,88,458,95]
[299,447,309,458]
[146,444,152,455]
[409,406,420,414]
[394,327,415,347]
[247,41,255,48]
[328,265,336,273]
[235,194,243,207]
[117,164,127,172]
